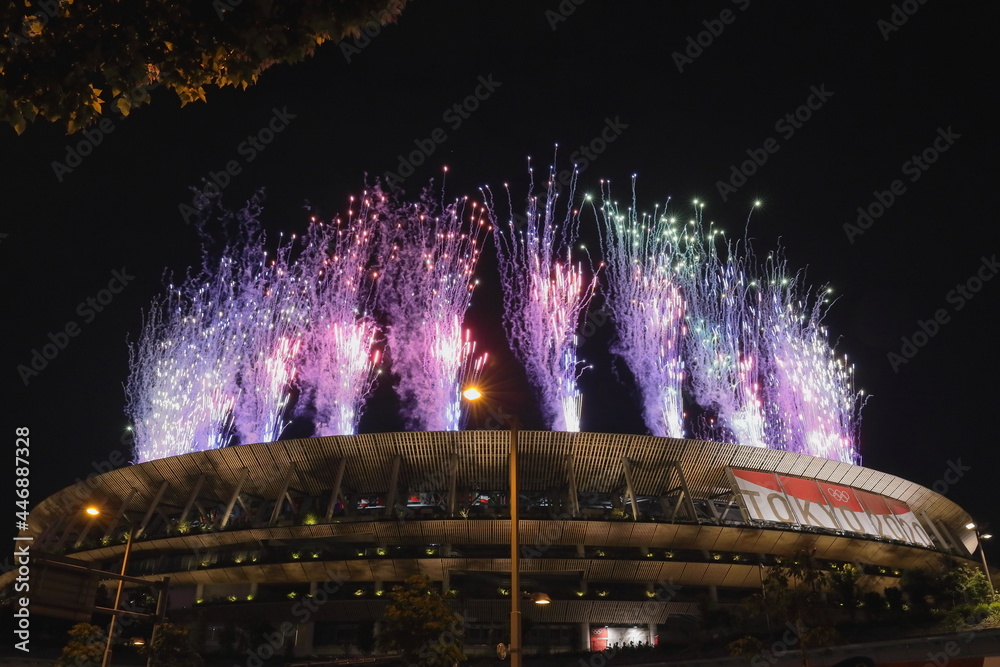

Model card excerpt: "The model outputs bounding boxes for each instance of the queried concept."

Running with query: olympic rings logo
[827,488,851,503]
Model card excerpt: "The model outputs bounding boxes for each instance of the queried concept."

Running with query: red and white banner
[728,468,933,548]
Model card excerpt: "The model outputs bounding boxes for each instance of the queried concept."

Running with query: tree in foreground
[377,574,466,667]
[55,623,105,667]
[733,551,838,667]
[140,622,204,667]
[1,0,409,134]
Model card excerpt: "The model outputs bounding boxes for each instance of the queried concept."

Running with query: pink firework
[376,184,488,431]
[756,253,865,464]
[596,177,687,438]
[294,197,385,436]
[487,161,598,431]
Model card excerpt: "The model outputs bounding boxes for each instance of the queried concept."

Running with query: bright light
[966,522,977,530]
[983,533,993,540]
[85,507,101,516]
[531,592,551,605]
[462,387,483,401]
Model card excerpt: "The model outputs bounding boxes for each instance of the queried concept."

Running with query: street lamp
[966,522,994,595]
[463,387,522,667]
[85,507,136,667]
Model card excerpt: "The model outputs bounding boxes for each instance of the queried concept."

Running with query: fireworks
[376,186,488,431]
[127,196,384,461]
[596,177,688,438]
[127,219,252,462]
[127,175,864,465]
[487,162,598,431]
[755,253,864,463]
[596,185,862,462]
[679,219,862,462]
[229,233,307,446]
[681,217,769,449]
[294,197,385,437]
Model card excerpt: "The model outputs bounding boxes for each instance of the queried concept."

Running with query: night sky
[4,2,998,546]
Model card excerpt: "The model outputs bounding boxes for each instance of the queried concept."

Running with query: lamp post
[462,387,522,667]
[509,420,522,667]
[86,507,136,667]
[966,522,994,595]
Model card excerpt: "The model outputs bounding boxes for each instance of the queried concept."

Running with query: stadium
[10,430,987,657]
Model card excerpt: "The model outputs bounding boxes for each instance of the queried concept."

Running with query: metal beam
[448,454,459,517]
[621,457,640,521]
[102,490,137,541]
[39,512,73,550]
[52,515,82,551]
[671,492,686,522]
[220,469,249,529]
[178,475,206,525]
[269,465,297,527]
[325,459,347,522]
[565,454,580,518]
[671,462,699,522]
[939,521,966,556]
[920,511,953,552]
[138,480,169,538]
[705,497,722,524]
[384,455,402,518]
[74,513,98,549]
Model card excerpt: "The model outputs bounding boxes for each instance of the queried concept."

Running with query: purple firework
[681,215,768,449]
[377,184,488,431]
[756,252,865,464]
[293,195,385,437]
[596,177,688,438]
[487,162,598,431]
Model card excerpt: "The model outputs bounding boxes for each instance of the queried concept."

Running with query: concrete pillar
[708,585,718,603]
[580,623,590,651]
[647,623,656,646]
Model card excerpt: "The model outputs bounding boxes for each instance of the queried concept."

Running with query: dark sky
[4,2,998,543]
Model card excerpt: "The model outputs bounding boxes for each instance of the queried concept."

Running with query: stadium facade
[10,431,988,656]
